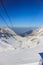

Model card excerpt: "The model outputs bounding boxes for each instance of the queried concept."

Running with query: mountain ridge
[0,26,43,51]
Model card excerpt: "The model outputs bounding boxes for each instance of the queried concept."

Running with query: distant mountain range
[20,29,33,37]
[12,27,38,36]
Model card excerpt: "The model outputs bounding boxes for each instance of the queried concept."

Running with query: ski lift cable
[0,14,16,38]
[0,13,10,28]
[0,0,13,28]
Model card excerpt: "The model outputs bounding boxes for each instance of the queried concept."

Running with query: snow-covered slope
[24,26,43,48]
[0,26,43,65]
[29,26,43,36]
[0,26,43,50]
[0,27,23,51]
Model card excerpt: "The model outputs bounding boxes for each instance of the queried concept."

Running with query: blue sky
[0,0,43,27]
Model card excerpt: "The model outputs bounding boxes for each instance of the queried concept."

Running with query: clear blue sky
[0,0,43,27]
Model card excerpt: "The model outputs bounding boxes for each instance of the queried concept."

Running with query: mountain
[0,26,43,65]
[20,29,33,37]
[31,26,43,36]
[25,26,43,47]
[0,26,43,51]
[12,27,37,36]
[0,27,22,51]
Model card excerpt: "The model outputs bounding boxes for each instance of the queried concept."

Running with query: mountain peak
[0,27,17,38]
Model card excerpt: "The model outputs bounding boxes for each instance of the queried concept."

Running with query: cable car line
[0,0,13,27]
[0,13,9,27]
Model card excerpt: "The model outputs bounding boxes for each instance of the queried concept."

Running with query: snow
[0,26,43,65]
